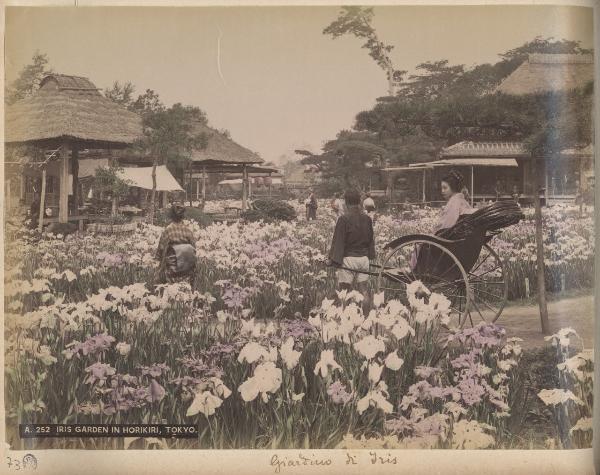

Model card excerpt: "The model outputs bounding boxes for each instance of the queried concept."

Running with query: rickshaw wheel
[466,243,507,325]
[376,239,472,329]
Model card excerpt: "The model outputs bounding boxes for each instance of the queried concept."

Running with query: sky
[4,5,594,165]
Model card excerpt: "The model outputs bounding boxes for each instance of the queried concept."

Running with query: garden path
[498,295,594,350]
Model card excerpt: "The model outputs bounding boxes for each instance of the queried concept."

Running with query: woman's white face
[441,181,454,200]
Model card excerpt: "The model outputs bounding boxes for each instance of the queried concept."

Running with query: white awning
[117,166,183,191]
[415,158,519,168]
[70,162,182,193]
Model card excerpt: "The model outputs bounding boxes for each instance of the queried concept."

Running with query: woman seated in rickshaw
[434,170,475,233]
[409,170,475,270]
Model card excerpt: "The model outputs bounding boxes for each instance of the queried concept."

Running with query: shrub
[241,199,297,223]
[46,222,78,236]
[107,214,132,225]
[371,195,388,212]
[155,207,214,227]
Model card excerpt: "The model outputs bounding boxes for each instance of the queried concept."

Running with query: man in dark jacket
[327,189,376,311]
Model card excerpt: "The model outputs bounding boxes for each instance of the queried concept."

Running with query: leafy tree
[105,85,210,220]
[104,81,136,107]
[398,60,466,99]
[93,164,132,216]
[134,99,209,221]
[6,51,53,104]
[324,6,405,96]
[299,130,388,191]
[130,89,165,116]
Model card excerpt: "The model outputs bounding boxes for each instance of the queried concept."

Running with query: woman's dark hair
[344,189,361,206]
[170,202,186,222]
[442,170,465,193]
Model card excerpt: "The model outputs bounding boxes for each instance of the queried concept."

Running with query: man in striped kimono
[155,202,197,286]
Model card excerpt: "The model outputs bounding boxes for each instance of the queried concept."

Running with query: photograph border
[0,1,598,473]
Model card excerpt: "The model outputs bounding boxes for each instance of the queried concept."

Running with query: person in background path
[306,191,318,220]
[363,192,376,213]
[494,179,503,202]
[304,194,310,220]
[155,201,197,287]
[29,193,41,226]
[512,185,521,204]
[327,189,376,312]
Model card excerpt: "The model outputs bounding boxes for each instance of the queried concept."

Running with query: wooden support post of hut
[38,167,47,232]
[6,180,11,211]
[202,165,207,200]
[59,141,70,223]
[72,146,80,210]
[470,165,474,206]
[242,164,248,211]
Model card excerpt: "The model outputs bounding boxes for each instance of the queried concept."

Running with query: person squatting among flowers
[326,189,376,312]
[155,201,197,287]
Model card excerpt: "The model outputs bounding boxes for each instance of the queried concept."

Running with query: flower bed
[3,201,594,449]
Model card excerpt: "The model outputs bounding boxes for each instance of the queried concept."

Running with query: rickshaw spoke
[469,266,501,279]
[468,312,475,327]
[472,287,503,301]
[472,286,504,301]
[429,279,464,291]
[470,298,487,322]
[469,278,505,286]
[435,261,461,281]
[474,296,500,313]
[471,250,492,274]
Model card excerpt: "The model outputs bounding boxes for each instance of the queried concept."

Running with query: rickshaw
[376,200,524,328]
[331,200,524,328]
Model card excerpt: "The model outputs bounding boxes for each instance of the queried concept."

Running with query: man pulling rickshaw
[326,170,524,328]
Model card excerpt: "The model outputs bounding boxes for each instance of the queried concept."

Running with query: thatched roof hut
[5,73,143,224]
[496,53,594,96]
[5,74,143,147]
[190,122,263,166]
[182,123,264,209]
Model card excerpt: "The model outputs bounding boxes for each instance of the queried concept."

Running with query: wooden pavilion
[184,123,265,210]
[5,74,143,227]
